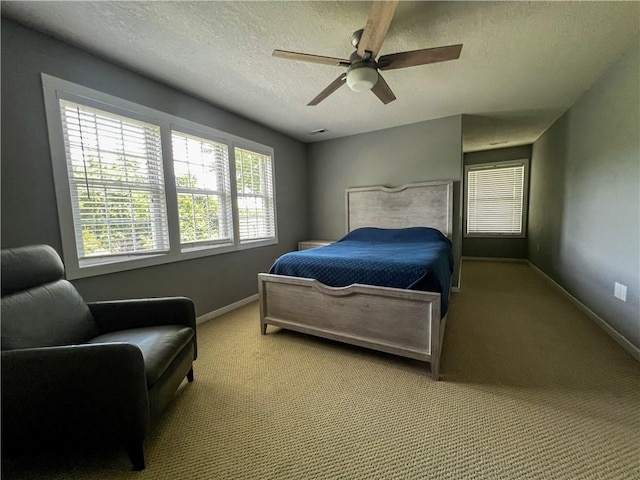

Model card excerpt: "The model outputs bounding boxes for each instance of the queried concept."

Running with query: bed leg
[430,306,442,381]
[431,361,440,381]
[260,322,267,335]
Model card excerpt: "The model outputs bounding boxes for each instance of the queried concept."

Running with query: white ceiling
[2,1,638,151]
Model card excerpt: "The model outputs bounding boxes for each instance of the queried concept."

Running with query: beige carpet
[3,261,639,479]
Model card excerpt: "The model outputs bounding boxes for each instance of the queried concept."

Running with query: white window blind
[466,162,526,236]
[171,131,233,248]
[59,100,169,263]
[44,75,278,278]
[234,147,275,241]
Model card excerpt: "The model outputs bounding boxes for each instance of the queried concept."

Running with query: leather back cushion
[1,280,99,350]
[1,245,65,297]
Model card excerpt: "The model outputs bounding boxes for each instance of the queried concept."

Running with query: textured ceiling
[2,1,638,151]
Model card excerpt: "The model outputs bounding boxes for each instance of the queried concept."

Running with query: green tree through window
[60,99,168,260]
[235,147,275,241]
[171,131,232,247]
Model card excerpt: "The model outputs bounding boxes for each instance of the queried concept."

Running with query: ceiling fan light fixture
[346,66,378,92]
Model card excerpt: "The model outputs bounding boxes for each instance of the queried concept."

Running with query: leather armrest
[88,297,197,359]
[1,344,149,448]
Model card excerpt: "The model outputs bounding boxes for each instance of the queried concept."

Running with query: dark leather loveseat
[1,245,198,470]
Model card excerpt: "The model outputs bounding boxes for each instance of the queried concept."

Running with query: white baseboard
[196,294,259,325]
[462,256,528,263]
[527,261,640,362]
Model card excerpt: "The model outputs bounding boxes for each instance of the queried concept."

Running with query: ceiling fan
[272,0,463,106]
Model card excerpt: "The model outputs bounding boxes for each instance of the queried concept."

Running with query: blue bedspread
[269,227,454,316]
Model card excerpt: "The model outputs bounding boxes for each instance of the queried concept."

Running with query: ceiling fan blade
[378,44,463,70]
[357,0,399,58]
[273,50,349,67]
[308,73,348,106]
[371,73,396,105]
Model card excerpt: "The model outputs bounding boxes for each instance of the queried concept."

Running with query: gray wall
[462,145,532,259]
[307,115,463,286]
[1,19,308,316]
[528,41,639,348]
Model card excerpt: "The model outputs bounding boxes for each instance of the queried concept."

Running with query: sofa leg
[187,367,194,382]
[126,440,146,471]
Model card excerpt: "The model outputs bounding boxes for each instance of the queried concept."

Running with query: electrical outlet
[614,282,627,302]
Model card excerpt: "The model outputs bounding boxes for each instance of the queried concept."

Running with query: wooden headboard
[345,181,454,239]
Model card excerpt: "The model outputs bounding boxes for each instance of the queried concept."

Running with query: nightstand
[298,240,335,251]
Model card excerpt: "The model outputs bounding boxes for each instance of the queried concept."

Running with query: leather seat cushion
[87,326,194,387]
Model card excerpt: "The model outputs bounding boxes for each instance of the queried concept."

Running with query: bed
[258,180,454,380]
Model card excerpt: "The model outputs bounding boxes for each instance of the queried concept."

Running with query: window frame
[233,144,277,243]
[42,74,277,280]
[171,127,235,251]
[58,98,171,264]
[463,159,530,239]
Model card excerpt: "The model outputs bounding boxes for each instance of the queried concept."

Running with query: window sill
[65,238,278,280]
[464,234,526,239]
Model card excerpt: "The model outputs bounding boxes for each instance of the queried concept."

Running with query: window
[43,74,277,279]
[172,131,233,249]
[59,100,170,265]
[465,159,529,237]
[235,147,275,242]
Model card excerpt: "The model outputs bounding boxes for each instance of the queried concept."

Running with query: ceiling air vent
[310,128,328,135]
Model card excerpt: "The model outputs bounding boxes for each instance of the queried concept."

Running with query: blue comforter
[269,227,454,316]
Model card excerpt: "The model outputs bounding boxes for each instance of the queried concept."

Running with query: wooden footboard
[258,273,445,380]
